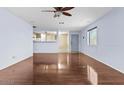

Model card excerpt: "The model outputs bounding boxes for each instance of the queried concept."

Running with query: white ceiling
[7,7,112,31]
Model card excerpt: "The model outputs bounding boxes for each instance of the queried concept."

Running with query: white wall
[0,8,33,70]
[79,8,124,73]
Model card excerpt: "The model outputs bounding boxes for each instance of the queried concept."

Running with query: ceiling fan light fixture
[54,11,62,18]
[42,7,74,18]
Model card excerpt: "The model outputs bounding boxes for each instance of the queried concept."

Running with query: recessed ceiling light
[59,22,64,24]
[33,26,37,28]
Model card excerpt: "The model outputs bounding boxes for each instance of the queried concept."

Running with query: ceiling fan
[42,7,74,18]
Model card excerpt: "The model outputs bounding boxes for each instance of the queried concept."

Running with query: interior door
[71,34,79,52]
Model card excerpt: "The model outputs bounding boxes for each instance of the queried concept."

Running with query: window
[87,27,97,46]
[46,32,57,41]
[33,31,57,42]
[33,32,42,41]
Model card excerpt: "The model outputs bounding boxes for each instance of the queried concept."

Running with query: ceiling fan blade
[62,12,72,16]
[54,7,63,11]
[61,7,74,11]
[41,10,55,12]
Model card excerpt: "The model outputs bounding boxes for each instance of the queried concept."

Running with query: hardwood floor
[0,53,124,85]
[0,57,33,85]
[33,53,124,85]
[34,53,90,84]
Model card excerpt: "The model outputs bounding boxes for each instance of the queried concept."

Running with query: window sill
[33,41,57,43]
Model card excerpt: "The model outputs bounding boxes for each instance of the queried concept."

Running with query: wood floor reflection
[33,53,90,85]
[33,53,124,85]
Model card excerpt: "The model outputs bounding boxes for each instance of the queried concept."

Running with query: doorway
[58,32,69,53]
[70,34,79,53]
